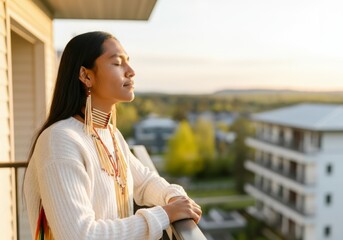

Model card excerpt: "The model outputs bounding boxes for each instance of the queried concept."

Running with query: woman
[24,31,201,240]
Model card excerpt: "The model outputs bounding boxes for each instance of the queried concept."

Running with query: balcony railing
[253,158,311,186]
[251,183,313,217]
[0,145,207,240]
[252,135,319,154]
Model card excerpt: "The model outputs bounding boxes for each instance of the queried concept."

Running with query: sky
[54,0,343,94]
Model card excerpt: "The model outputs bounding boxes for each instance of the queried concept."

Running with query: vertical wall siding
[0,0,15,239]
[11,31,35,240]
[11,31,35,161]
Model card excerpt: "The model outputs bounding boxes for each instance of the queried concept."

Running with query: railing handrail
[0,161,28,168]
[131,145,207,240]
[172,219,207,240]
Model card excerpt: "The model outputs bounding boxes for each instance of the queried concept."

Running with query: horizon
[134,88,343,96]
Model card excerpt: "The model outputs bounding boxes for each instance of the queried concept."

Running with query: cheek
[104,74,125,97]
[100,69,123,88]
[93,65,126,96]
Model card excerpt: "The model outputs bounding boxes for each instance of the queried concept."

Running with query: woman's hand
[162,196,202,224]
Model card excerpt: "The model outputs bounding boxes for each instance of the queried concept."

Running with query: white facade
[245,104,343,240]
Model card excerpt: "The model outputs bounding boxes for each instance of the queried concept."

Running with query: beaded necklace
[78,109,130,218]
[91,126,127,191]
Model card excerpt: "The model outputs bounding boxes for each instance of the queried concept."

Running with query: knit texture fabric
[24,117,187,240]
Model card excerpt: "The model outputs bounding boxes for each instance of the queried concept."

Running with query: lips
[123,81,134,87]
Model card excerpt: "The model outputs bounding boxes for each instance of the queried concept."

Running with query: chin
[121,93,135,103]
[128,92,135,101]
[127,96,135,102]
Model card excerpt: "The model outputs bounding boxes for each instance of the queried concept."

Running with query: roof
[251,103,343,131]
[40,0,157,20]
[138,116,178,129]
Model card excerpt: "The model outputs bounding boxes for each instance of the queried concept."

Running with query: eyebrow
[109,53,130,61]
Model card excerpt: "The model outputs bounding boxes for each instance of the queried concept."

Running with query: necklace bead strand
[78,108,130,218]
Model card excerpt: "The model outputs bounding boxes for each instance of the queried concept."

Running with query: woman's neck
[92,108,112,128]
[91,99,115,114]
[76,106,112,129]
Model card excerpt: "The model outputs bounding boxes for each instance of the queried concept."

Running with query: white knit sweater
[24,117,187,240]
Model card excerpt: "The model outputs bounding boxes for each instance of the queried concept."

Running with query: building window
[278,158,283,172]
[324,226,331,237]
[325,194,332,205]
[326,164,332,175]
[318,133,322,149]
[277,185,283,198]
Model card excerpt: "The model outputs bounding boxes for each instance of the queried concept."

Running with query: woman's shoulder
[35,117,87,157]
[31,118,90,176]
[40,117,84,139]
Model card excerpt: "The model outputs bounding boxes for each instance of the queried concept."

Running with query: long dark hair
[27,31,115,163]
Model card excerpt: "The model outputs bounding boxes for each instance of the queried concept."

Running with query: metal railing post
[0,162,28,239]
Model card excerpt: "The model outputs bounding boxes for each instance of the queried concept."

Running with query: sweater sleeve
[35,128,169,240]
[115,130,188,207]
[129,152,188,206]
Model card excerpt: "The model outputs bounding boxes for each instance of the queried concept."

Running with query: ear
[79,66,93,87]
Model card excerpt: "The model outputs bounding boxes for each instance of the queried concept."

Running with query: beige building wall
[0,0,56,239]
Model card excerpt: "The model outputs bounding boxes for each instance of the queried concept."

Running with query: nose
[125,64,135,78]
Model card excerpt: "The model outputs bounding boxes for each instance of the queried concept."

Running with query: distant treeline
[117,91,343,137]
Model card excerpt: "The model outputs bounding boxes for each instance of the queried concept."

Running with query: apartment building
[245,103,343,240]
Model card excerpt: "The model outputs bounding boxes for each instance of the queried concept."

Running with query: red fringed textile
[35,206,53,240]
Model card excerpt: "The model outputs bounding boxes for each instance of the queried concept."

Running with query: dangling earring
[84,87,93,135]
[111,104,117,130]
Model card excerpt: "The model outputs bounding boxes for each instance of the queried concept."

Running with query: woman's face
[89,38,135,107]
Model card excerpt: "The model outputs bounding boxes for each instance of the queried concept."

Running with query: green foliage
[139,99,155,116]
[236,232,247,240]
[233,215,268,240]
[165,121,203,177]
[172,105,189,121]
[116,103,139,137]
[244,217,266,240]
[216,122,230,132]
[193,119,215,162]
[230,117,253,193]
[127,92,343,122]
[187,189,237,198]
[212,153,235,176]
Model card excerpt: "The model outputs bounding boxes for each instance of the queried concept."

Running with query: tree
[116,103,139,137]
[230,117,253,193]
[172,105,188,121]
[165,121,202,177]
[193,119,215,173]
